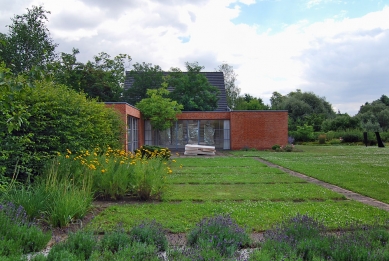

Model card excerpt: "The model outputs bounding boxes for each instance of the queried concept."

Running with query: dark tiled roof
[125,71,228,111]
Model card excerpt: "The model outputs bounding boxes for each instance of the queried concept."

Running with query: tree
[235,94,269,110]
[0,6,58,74]
[356,95,389,131]
[168,62,219,111]
[122,62,164,105]
[216,63,240,109]
[136,79,183,131]
[271,89,336,131]
[53,49,131,102]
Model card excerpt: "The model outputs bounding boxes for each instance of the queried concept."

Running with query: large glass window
[127,116,139,152]
[144,119,230,150]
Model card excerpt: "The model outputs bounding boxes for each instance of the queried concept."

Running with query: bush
[318,134,326,144]
[99,227,131,253]
[48,230,96,260]
[129,220,168,252]
[0,67,124,180]
[272,144,281,151]
[187,214,250,258]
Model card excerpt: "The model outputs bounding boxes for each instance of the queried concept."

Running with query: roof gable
[125,71,228,111]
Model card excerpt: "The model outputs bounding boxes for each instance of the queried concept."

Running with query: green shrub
[99,227,131,253]
[0,67,124,180]
[187,214,250,258]
[272,144,281,151]
[48,230,96,260]
[318,134,326,144]
[129,220,168,252]
[90,242,159,261]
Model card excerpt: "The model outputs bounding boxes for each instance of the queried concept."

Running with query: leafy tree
[270,91,285,110]
[0,68,124,180]
[216,63,240,109]
[53,49,131,102]
[271,89,336,131]
[136,79,183,131]
[321,114,360,132]
[235,94,269,110]
[0,6,57,74]
[168,62,219,111]
[356,95,389,131]
[122,62,164,105]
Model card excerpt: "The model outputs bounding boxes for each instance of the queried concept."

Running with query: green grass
[88,153,389,233]
[231,146,389,204]
[164,183,344,201]
[88,200,389,233]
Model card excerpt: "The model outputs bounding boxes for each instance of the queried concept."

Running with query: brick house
[106,72,288,152]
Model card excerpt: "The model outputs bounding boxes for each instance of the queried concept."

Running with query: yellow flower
[66,149,72,155]
[101,169,106,173]
[65,155,70,159]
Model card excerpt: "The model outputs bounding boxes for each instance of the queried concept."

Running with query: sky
[1,0,389,116]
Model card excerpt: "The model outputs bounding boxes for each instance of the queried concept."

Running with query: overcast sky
[1,0,389,115]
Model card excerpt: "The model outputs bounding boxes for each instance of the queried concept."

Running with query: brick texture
[105,103,288,151]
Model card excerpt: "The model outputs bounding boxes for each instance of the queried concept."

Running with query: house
[106,71,288,152]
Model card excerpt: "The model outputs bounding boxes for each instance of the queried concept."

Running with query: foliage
[135,145,172,160]
[122,62,164,105]
[356,95,389,132]
[47,230,96,260]
[52,49,131,102]
[321,113,360,132]
[99,226,131,253]
[216,63,241,109]
[129,220,168,252]
[258,213,389,261]
[0,72,124,180]
[136,84,183,131]
[168,62,220,111]
[60,147,173,200]
[270,89,335,131]
[318,134,326,144]
[0,202,51,256]
[272,144,281,150]
[235,93,269,110]
[187,214,250,257]
[0,6,57,74]
[290,124,315,142]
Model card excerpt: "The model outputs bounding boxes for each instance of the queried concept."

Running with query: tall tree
[0,6,58,74]
[216,63,240,109]
[168,62,219,111]
[53,49,131,102]
[122,62,164,105]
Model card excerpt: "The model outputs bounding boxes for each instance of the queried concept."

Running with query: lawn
[231,145,389,204]
[89,150,389,233]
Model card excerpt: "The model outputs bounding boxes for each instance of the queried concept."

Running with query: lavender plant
[129,219,168,252]
[0,202,51,256]
[187,214,250,258]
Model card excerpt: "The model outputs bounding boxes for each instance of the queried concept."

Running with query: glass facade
[144,120,230,149]
[127,116,139,152]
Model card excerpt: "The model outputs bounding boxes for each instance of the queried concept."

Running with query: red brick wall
[230,111,288,150]
[105,104,288,151]
[105,103,144,151]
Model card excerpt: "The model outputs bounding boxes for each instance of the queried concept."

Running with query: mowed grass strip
[232,146,389,204]
[163,183,345,201]
[88,200,389,233]
[168,172,304,184]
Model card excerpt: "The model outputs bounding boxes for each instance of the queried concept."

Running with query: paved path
[255,157,389,212]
